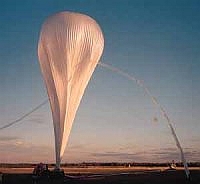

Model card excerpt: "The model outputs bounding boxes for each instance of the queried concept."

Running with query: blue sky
[0,0,200,163]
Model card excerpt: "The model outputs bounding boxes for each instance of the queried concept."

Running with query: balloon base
[50,168,65,179]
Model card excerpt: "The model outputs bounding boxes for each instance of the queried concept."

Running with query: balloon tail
[99,62,190,179]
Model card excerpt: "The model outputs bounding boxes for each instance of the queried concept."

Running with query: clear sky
[0,0,200,163]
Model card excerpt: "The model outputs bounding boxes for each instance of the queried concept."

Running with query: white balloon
[38,11,104,168]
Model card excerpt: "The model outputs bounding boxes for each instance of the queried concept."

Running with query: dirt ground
[1,167,200,184]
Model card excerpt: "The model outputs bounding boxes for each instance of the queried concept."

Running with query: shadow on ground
[2,170,200,184]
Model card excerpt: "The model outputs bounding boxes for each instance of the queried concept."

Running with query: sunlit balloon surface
[38,11,104,168]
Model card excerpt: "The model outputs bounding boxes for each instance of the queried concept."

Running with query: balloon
[38,11,104,168]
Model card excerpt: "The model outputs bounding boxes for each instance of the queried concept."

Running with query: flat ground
[1,167,200,184]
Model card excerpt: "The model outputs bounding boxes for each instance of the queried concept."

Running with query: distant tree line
[0,162,200,168]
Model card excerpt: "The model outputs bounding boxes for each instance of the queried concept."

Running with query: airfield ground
[0,166,200,184]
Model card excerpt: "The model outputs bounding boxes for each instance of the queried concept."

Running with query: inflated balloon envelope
[38,11,104,168]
